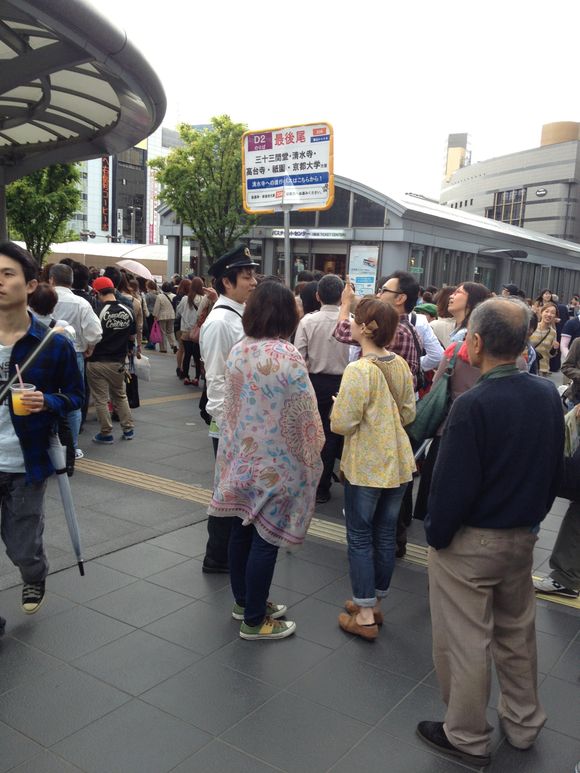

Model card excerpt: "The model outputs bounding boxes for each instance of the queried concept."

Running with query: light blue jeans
[344,479,407,606]
[68,352,85,449]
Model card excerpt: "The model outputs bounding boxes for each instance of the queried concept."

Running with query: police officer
[199,245,258,572]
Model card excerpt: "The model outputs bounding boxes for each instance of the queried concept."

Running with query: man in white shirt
[295,274,350,504]
[200,245,258,573]
[411,309,446,373]
[49,263,102,458]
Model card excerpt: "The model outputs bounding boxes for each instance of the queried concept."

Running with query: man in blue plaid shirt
[0,242,84,618]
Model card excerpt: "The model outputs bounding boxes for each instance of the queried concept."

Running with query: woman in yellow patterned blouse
[530,302,559,376]
[331,297,416,641]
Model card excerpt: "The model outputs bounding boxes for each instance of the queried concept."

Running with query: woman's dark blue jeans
[344,480,407,607]
[228,518,279,626]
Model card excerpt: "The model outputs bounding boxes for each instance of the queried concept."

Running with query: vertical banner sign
[101,157,109,232]
[116,208,123,241]
[349,245,379,296]
[147,164,159,244]
[241,122,334,214]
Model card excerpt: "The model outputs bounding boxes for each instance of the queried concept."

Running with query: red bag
[149,320,163,345]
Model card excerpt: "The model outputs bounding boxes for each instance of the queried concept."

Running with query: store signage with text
[101,157,109,232]
[271,228,346,240]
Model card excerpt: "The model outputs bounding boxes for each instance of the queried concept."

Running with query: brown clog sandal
[338,612,378,641]
[344,600,384,626]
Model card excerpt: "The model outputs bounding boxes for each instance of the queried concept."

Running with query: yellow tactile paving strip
[87,392,200,413]
[308,517,429,565]
[140,392,200,406]
[532,578,580,609]
[308,518,578,608]
[74,459,212,506]
[75,459,579,609]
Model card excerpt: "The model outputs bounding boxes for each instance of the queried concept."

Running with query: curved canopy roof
[0,0,166,184]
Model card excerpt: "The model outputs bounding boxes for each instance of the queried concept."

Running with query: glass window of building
[256,211,284,226]
[485,188,526,227]
[318,186,350,227]
[289,210,317,227]
[352,194,385,227]
[118,147,146,169]
[254,209,315,227]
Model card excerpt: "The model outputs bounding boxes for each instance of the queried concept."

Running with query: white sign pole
[283,205,291,287]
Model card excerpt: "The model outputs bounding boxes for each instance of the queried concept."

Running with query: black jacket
[426,371,564,549]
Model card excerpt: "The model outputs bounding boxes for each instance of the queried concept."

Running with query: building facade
[160,174,580,300]
[67,125,206,245]
[441,122,580,244]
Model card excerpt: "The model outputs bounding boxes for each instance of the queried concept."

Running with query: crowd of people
[0,238,578,767]
[197,250,578,766]
[0,242,213,617]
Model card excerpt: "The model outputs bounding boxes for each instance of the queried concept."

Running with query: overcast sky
[94,0,579,199]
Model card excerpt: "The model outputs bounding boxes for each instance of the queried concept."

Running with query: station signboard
[242,122,334,214]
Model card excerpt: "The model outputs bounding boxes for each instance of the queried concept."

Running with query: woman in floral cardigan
[208,280,324,641]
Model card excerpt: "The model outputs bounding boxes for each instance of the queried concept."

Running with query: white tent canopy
[48,242,170,262]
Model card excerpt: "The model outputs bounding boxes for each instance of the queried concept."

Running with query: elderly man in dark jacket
[418,298,564,768]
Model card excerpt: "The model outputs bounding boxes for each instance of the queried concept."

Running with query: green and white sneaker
[232,601,287,621]
[239,616,296,640]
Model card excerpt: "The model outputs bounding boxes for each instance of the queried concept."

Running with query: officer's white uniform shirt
[199,296,245,430]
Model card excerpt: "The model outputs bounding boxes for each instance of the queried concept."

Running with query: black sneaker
[416,721,491,767]
[315,490,330,504]
[0,616,5,636]
[22,581,46,614]
[202,559,229,574]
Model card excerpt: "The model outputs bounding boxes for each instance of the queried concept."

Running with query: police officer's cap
[209,245,258,280]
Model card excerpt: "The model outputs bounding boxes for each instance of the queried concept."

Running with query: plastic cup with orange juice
[10,384,35,415]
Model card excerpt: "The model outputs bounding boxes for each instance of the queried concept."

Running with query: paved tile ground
[0,352,578,772]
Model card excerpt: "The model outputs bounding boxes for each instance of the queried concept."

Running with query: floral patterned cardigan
[208,337,324,549]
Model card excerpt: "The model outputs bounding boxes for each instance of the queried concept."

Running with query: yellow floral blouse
[530,326,557,375]
[330,354,416,488]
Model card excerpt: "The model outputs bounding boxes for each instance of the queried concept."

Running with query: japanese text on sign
[101,157,109,232]
[242,122,334,214]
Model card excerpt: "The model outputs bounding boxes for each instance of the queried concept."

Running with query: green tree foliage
[6,163,81,264]
[149,115,255,262]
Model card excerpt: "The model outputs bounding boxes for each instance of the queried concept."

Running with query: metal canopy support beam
[0,41,89,93]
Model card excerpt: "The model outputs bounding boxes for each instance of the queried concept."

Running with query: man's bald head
[468,298,531,360]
